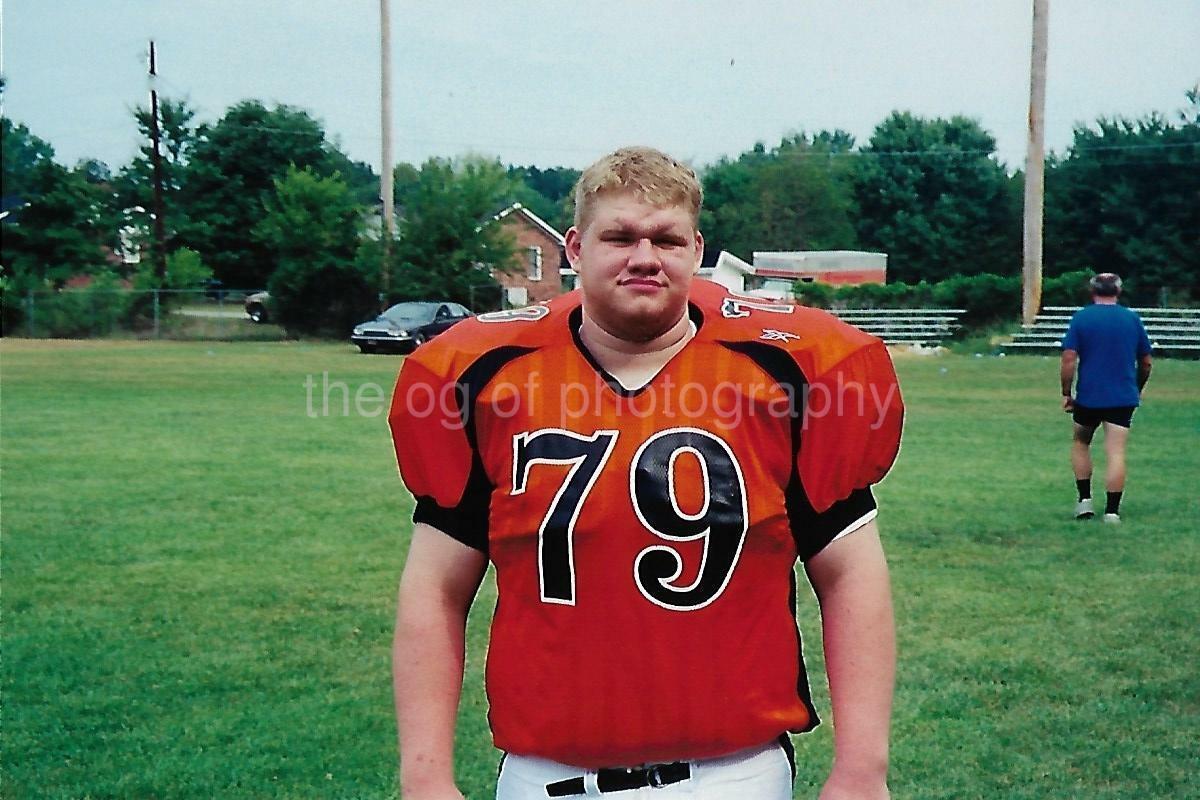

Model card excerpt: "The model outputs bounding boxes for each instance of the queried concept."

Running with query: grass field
[2,339,1197,799]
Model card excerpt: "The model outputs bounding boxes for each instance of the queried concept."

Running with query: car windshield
[382,303,437,324]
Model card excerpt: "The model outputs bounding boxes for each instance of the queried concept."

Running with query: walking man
[1060,272,1153,523]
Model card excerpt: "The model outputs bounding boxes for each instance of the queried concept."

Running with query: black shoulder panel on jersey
[719,339,876,560]
[455,345,537,449]
[718,339,808,433]
[787,486,876,562]
[788,569,821,733]
[414,344,537,556]
[412,450,494,554]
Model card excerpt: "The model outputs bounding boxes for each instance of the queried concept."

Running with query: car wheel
[413,332,429,347]
[358,343,376,354]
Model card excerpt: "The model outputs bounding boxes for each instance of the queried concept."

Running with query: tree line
[2,82,1197,336]
[702,92,1198,299]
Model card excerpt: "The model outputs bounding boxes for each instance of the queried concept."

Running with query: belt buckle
[646,765,665,788]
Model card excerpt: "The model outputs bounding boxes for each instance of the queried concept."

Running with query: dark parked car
[244,291,270,323]
[351,301,472,353]
[198,278,227,301]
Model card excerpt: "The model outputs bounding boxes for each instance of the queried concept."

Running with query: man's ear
[564,226,582,270]
[693,230,704,274]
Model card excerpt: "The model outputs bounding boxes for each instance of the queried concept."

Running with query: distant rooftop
[753,251,887,272]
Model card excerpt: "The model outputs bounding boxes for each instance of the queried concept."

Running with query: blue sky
[3,1,1197,173]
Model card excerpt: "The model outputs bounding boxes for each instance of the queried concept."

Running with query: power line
[16,118,1198,169]
[757,140,1198,160]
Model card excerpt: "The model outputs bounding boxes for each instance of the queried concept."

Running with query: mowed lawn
[2,339,1197,799]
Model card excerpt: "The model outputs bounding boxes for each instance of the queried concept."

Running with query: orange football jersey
[389,279,903,767]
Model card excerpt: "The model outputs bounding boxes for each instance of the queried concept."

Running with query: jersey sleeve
[787,485,879,562]
[797,340,903,521]
[388,352,491,553]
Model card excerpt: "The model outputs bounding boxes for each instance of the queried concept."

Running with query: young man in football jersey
[390,146,903,800]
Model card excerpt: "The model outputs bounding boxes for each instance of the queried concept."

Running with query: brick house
[491,203,571,306]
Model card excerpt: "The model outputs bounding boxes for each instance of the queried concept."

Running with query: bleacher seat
[827,308,966,347]
[1002,306,1200,356]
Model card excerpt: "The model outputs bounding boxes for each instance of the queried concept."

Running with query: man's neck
[1093,296,1119,305]
[579,309,693,356]
[579,309,695,389]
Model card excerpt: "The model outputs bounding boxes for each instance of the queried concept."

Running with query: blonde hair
[572,146,703,230]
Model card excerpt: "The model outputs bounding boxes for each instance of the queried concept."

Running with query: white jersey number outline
[720,296,795,319]
[512,427,748,611]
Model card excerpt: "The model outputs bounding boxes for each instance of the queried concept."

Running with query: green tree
[392,162,421,210]
[700,132,859,260]
[1044,87,1200,302]
[1,88,119,332]
[852,113,1020,283]
[325,147,380,207]
[2,117,56,201]
[112,98,199,245]
[179,101,335,289]
[507,164,580,232]
[390,156,518,309]
[255,166,374,334]
[1,119,112,288]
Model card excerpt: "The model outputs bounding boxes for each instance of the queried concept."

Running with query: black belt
[546,761,691,796]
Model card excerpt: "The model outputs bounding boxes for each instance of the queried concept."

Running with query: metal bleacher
[1003,306,1200,356]
[828,308,966,347]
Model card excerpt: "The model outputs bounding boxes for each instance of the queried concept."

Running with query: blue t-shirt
[1061,303,1152,408]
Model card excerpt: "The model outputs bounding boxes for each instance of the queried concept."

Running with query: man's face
[565,192,703,342]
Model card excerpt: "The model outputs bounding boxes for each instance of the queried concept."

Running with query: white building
[704,250,888,299]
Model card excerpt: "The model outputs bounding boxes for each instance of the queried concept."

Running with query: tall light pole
[380,0,395,307]
[1022,0,1049,326]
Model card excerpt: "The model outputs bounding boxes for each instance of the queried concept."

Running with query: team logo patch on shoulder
[760,329,802,342]
[478,305,551,323]
[720,297,795,319]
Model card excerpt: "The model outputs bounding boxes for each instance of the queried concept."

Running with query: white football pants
[495,739,793,799]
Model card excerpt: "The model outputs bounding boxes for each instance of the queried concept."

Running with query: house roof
[752,250,887,274]
[491,202,566,246]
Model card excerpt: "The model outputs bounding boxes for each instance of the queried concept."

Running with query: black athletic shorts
[1073,404,1136,429]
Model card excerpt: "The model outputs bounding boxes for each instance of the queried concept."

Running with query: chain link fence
[3,282,517,342]
[4,288,290,341]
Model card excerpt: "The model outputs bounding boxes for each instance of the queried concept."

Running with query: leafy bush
[792,281,835,308]
[1043,269,1100,307]
[16,274,133,338]
[928,272,1020,325]
[163,248,213,289]
[267,253,377,336]
[115,248,218,330]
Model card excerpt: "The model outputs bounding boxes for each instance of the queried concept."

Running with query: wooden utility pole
[148,40,168,286]
[1022,0,1049,326]
[380,0,395,307]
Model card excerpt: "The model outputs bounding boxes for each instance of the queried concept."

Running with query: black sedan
[351,301,472,353]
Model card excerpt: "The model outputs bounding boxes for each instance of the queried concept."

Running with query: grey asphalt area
[175,308,248,319]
